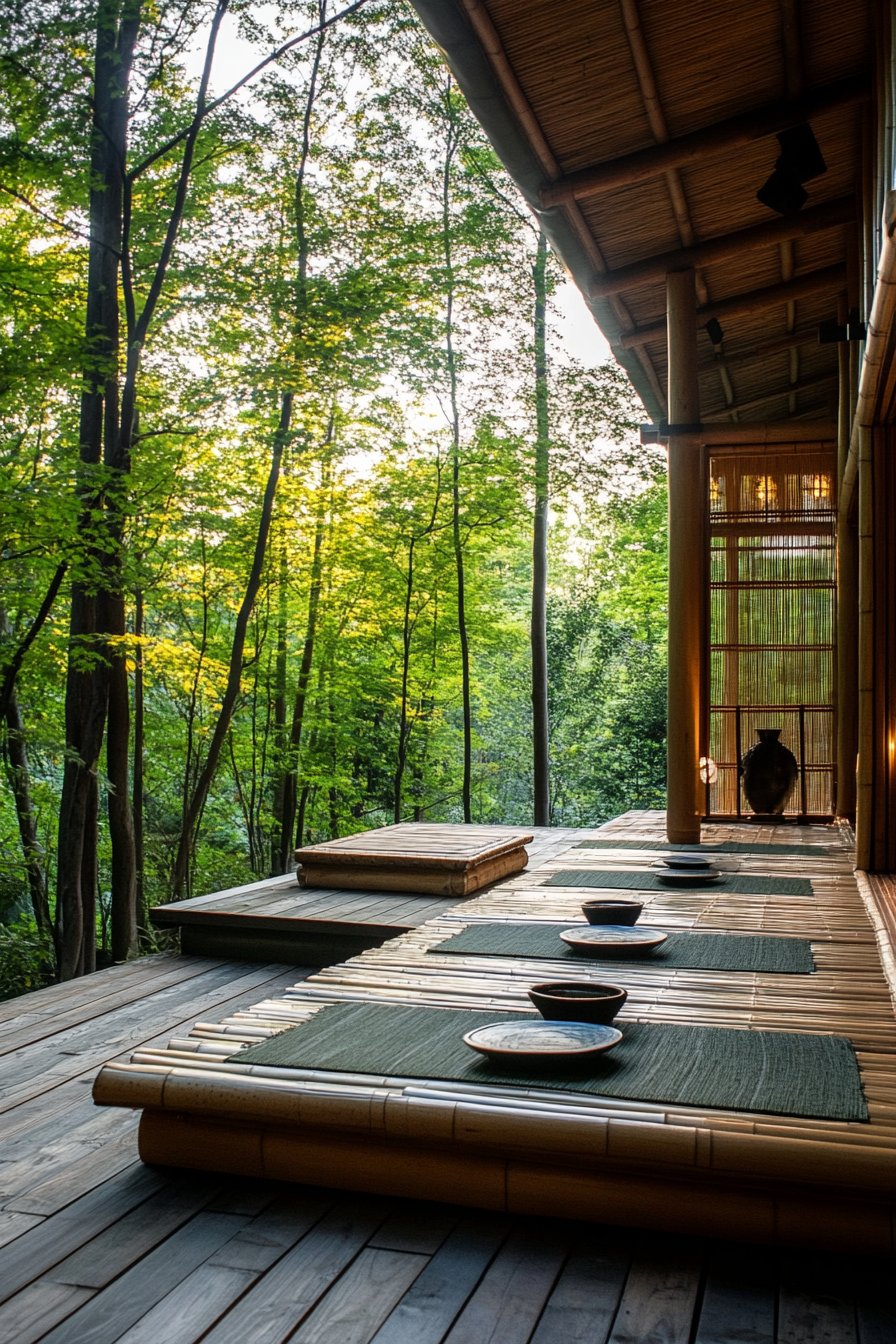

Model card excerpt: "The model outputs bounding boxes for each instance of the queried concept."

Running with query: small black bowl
[528,981,628,1024]
[581,899,643,925]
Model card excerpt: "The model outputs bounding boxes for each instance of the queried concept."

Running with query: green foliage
[0,915,53,1000]
[0,0,668,979]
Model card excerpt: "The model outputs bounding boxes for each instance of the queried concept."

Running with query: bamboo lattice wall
[707,444,837,818]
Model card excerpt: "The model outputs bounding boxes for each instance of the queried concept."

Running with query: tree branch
[127,0,372,185]
[0,562,67,721]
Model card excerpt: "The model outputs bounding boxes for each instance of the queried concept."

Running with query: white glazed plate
[559,925,668,955]
[463,1020,623,1059]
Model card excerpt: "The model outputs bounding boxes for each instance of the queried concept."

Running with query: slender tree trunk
[296,780,314,847]
[268,8,329,868]
[56,0,140,980]
[394,537,417,824]
[440,87,472,822]
[279,482,327,865]
[281,520,324,861]
[3,687,53,942]
[171,398,290,898]
[394,460,442,823]
[107,585,137,960]
[271,541,289,869]
[133,583,146,932]
[531,230,551,826]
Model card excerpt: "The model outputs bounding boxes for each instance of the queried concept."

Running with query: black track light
[704,317,724,346]
[757,169,808,215]
[757,122,827,216]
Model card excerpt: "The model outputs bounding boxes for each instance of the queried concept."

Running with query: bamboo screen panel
[706,448,836,818]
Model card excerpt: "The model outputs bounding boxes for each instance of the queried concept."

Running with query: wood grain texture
[370,1214,511,1344]
[2,856,894,1344]
[290,1247,429,1344]
[443,1225,571,1344]
[529,1231,634,1344]
[607,1235,702,1344]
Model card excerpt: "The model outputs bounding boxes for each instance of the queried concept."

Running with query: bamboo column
[855,423,873,869]
[666,266,703,844]
[836,294,857,819]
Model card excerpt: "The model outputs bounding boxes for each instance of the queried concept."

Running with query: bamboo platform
[96,814,896,1255]
[150,828,578,965]
[295,823,535,895]
[2,827,896,1340]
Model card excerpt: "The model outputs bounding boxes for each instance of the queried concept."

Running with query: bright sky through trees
[0,0,664,991]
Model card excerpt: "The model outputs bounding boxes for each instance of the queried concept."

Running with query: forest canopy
[0,0,667,992]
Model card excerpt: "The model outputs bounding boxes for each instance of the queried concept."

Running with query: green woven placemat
[236,1001,866,1122]
[433,923,815,973]
[576,839,835,857]
[545,869,813,896]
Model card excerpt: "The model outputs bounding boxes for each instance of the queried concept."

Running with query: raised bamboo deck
[3,816,896,1340]
[95,812,896,1257]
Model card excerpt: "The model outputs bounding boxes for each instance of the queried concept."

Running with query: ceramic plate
[559,925,668,955]
[463,1019,623,1059]
[652,868,722,886]
[657,852,713,869]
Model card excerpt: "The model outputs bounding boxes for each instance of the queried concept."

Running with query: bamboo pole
[701,372,838,421]
[622,266,847,349]
[591,198,854,299]
[856,424,874,869]
[539,76,871,207]
[836,292,858,821]
[666,267,703,845]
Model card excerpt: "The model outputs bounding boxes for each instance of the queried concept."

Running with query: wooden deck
[150,829,582,965]
[97,812,896,1255]
[1,955,895,1343]
[3,815,896,1340]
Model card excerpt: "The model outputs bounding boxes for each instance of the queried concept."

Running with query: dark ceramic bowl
[581,899,643,925]
[528,981,628,1024]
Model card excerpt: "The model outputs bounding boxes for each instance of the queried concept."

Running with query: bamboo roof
[410,0,872,424]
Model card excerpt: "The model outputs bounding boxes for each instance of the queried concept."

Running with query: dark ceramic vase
[741,728,798,815]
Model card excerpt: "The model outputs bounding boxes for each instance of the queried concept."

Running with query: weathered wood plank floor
[2,815,896,1341]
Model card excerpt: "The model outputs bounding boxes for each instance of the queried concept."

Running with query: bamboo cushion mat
[235,1001,866,1122]
[545,869,814,896]
[432,923,816,972]
[575,840,834,857]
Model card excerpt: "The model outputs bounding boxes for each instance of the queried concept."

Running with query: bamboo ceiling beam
[620,264,848,348]
[779,0,804,412]
[697,325,825,375]
[618,0,700,259]
[755,324,823,357]
[539,74,870,208]
[618,0,725,418]
[689,420,838,444]
[702,371,838,420]
[591,196,854,298]
[457,0,668,415]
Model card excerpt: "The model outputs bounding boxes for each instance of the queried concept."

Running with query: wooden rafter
[539,75,869,208]
[457,0,668,413]
[702,371,838,420]
[620,264,847,348]
[590,196,854,298]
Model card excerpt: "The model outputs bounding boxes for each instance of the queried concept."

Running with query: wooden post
[666,266,703,844]
[836,294,857,820]
[855,424,873,869]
